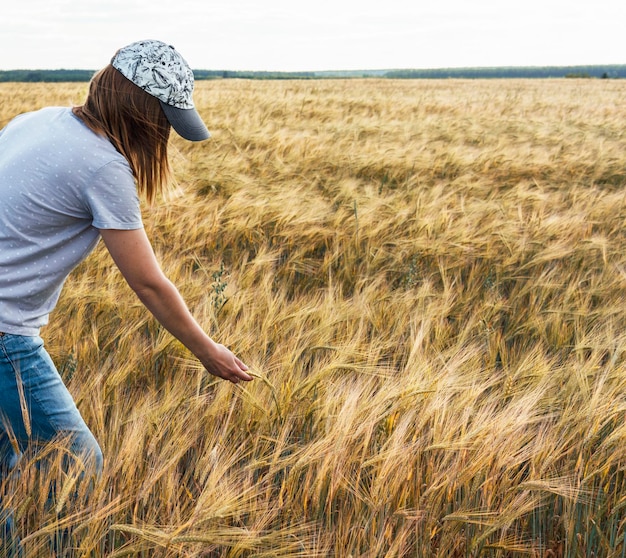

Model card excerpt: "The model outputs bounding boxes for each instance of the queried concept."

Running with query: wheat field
[1,77,626,557]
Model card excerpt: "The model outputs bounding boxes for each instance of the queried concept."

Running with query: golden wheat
[1,77,626,556]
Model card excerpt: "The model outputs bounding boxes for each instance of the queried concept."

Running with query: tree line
[0,65,624,82]
[384,65,626,79]
[0,69,95,82]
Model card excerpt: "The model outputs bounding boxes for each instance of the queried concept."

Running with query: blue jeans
[0,333,103,553]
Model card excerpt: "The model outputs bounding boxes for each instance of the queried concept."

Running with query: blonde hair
[73,64,171,203]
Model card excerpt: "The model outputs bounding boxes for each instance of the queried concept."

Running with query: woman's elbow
[126,272,171,299]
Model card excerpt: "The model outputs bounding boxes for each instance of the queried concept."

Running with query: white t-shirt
[0,107,143,335]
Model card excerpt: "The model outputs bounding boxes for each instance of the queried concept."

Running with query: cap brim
[160,101,210,141]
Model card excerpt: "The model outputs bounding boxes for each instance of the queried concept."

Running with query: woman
[0,39,252,539]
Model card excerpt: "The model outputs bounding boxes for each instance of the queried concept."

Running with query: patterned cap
[111,40,210,141]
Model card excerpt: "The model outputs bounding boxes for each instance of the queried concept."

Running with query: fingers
[235,356,249,371]
[204,347,253,384]
[232,367,254,383]
[226,371,253,384]
[233,357,253,383]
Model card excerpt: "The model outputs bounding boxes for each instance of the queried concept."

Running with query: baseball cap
[111,39,210,141]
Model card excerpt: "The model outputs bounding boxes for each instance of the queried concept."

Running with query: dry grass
[1,77,626,556]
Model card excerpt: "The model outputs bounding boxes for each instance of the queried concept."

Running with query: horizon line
[1,62,625,73]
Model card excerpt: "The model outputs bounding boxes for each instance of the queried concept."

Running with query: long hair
[73,64,171,203]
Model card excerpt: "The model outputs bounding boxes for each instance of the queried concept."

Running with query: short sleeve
[84,159,143,230]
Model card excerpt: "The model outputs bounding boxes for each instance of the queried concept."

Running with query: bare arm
[99,228,252,384]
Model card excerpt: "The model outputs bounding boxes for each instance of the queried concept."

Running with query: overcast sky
[2,0,625,71]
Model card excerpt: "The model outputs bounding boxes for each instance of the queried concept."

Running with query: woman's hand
[197,342,253,384]
[100,228,253,385]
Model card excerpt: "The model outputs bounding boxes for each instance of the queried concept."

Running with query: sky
[2,0,625,72]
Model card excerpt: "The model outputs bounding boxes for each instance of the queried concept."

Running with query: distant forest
[0,65,625,82]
